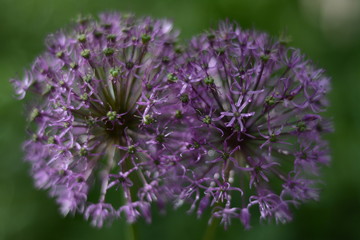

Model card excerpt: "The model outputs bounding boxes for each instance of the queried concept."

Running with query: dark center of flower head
[73,73,144,145]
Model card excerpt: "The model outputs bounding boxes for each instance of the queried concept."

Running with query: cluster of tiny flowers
[12,13,331,229]
[12,13,191,227]
[171,23,332,229]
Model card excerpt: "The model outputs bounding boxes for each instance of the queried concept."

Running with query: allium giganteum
[12,13,332,229]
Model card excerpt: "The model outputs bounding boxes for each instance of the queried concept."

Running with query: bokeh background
[1,0,360,239]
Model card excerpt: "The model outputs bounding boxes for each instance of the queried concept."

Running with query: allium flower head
[12,14,332,230]
[172,22,332,229]
[12,13,188,227]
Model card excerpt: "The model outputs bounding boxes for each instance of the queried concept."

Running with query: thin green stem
[202,218,220,240]
[126,223,138,240]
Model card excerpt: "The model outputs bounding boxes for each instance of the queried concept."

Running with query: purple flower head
[172,22,332,229]
[12,13,190,226]
[12,14,332,230]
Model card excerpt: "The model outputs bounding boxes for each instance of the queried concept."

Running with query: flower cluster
[12,13,331,229]
[172,23,332,228]
[12,13,191,227]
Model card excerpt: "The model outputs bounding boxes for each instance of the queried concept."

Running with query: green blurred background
[1,0,360,239]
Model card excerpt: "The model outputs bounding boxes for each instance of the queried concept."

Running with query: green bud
[145,83,153,91]
[207,34,215,41]
[167,73,178,83]
[77,176,85,182]
[193,141,200,149]
[93,31,103,39]
[175,46,184,54]
[175,110,183,119]
[204,76,214,85]
[180,94,189,103]
[269,134,277,142]
[81,49,90,59]
[77,15,90,25]
[83,74,92,83]
[61,64,69,71]
[86,116,95,126]
[141,34,151,44]
[216,48,225,55]
[143,114,154,125]
[265,96,276,105]
[43,84,53,95]
[145,25,153,32]
[29,108,40,121]
[202,115,212,125]
[162,56,170,64]
[296,121,307,132]
[47,136,55,144]
[107,111,117,121]
[32,134,39,142]
[79,148,88,156]
[110,68,120,77]
[77,34,86,43]
[128,145,136,154]
[156,134,165,143]
[222,152,230,160]
[70,62,78,70]
[80,93,88,101]
[102,23,112,29]
[261,54,270,62]
[106,34,116,42]
[122,27,131,33]
[56,51,64,58]
[126,61,134,69]
[103,47,115,56]
[254,166,262,173]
